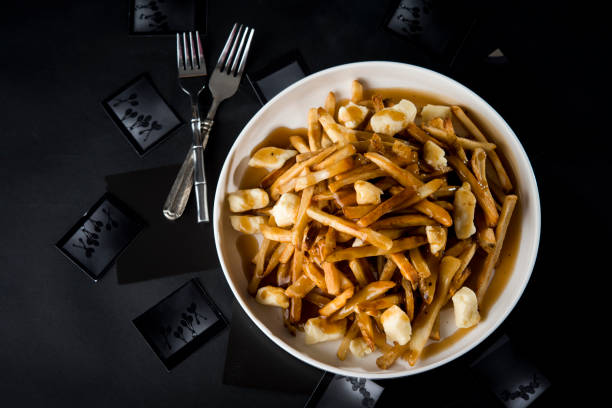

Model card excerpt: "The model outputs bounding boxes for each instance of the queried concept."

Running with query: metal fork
[163,30,207,221]
[163,23,255,222]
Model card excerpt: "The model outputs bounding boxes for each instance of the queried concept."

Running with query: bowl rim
[213,60,541,379]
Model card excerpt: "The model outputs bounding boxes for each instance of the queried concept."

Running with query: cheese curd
[349,337,373,358]
[380,305,412,346]
[228,188,269,212]
[423,140,447,170]
[426,225,447,255]
[230,215,266,234]
[338,102,369,129]
[304,317,347,345]
[255,286,290,309]
[451,286,480,328]
[420,104,451,122]
[369,99,417,135]
[453,182,477,239]
[270,192,300,227]
[248,147,297,171]
[354,180,383,205]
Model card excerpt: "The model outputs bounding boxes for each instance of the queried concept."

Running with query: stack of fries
[227,80,518,369]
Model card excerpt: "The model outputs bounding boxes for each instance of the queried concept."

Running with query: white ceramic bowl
[213,61,540,379]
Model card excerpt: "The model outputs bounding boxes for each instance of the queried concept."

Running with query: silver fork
[163,30,207,221]
[163,23,255,222]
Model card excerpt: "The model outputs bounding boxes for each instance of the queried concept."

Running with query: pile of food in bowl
[224,79,518,370]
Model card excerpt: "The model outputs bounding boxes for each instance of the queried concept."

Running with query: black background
[1,1,605,407]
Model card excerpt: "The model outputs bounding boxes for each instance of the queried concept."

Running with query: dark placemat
[385,0,477,66]
[128,0,207,35]
[470,335,550,407]
[56,193,146,281]
[133,278,226,370]
[223,300,322,393]
[105,165,219,283]
[305,372,384,408]
[247,50,310,105]
[102,73,184,156]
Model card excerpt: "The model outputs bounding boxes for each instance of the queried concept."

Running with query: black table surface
[1,1,605,407]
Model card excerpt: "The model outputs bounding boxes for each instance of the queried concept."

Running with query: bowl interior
[213,61,540,379]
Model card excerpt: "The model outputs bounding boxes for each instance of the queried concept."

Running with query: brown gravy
[236,88,522,359]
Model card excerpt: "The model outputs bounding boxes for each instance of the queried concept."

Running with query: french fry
[305,292,333,308]
[260,156,297,189]
[319,287,355,317]
[304,261,327,292]
[337,319,360,360]
[260,224,293,243]
[418,254,439,304]
[306,207,393,250]
[475,209,496,253]
[328,169,387,192]
[422,124,468,162]
[430,315,441,341]
[476,195,518,304]
[351,80,364,103]
[448,267,472,299]
[357,186,418,227]
[422,125,496,151]
[405,122,445,147]
[312,144,357,171]
[307,108,322,151]
[322,261,341,295]
[445,239,473,257]
[326,236,427,262]
[323,227,336,259]
[356,312,376,351]
[370,214,437,229]
[343,204,377,219]
[283,308,297,335]
[292,184,315,248]
[290,297,302,323]
[295,157,354,191]
[403,256,461,366]
[318,107,361,144]
[412,200,453,227]
[279,243,295,263]
[291,248,304,283]
[260,242,289,278]
[270,144,338,199]
[451,105,512,191]
[356,294,402,316]
[349,259,372,287]
[448,155,499,227]
[408,247,431,280]
[289,135,310,153]
[329,281,396,321]
[333,190,357,208]
[364,152,423,188]
[333,163,377,181]
[401,278,415,321]
[285,274,316,298]
[324,91,336,116]
[313,191,335,202]
[389,252,419,288]
[248,217,276,295]
[378,257,398,281]
[276,261,291,287]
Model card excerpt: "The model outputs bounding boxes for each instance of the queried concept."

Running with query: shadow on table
[105,165,219,283]
[223,300,322,393]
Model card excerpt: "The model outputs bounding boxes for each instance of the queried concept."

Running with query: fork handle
[194,118,214,223]
[163,149,195,220]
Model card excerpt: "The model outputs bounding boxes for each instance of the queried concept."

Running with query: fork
[163,23,255,222]
[163,30,207,221]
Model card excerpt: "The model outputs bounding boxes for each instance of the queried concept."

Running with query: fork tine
[182,32,191,70]
[215,23,239,71]
[196,31,206,74]
[236,28,255,77]
[188,32,197,70]
[224,24,244,73]
[176,33,184,71]
[229,26,249,75]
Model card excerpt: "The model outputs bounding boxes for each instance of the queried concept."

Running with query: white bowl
[213,61,540,379]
